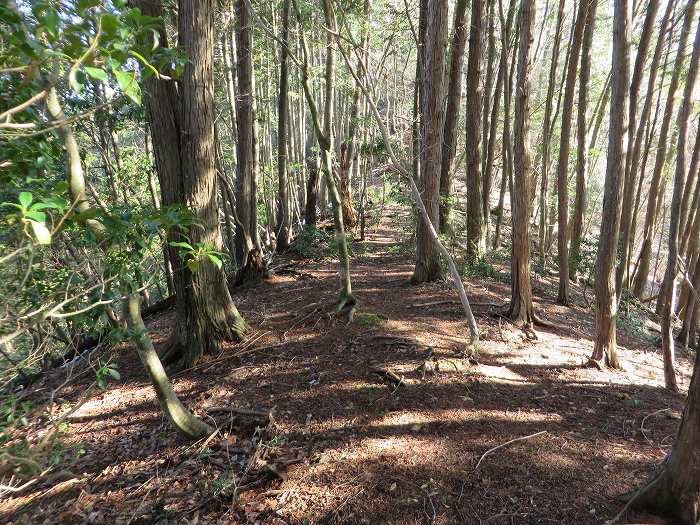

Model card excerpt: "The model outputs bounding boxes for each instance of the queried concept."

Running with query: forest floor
[3,204,695,525]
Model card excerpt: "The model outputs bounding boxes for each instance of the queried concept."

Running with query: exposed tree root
[522,323,539,341]
[232,247,268,288]
[604,468,666,525]
[158,337,183,368]
[335,292,358,322]
[586,358,606,371]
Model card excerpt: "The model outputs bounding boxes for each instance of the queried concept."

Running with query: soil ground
[2,205,694,524]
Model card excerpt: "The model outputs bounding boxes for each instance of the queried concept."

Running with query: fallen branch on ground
[206,407,271,418]
[474,431,548,470]
[371,366,405,387]
[640,407,671,446]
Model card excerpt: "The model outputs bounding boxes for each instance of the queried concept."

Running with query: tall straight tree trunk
[509,0,536,325]
[632,0,696,298]
[485,0,515,242]
[481,0,497,236]
[139,0,247,366]
[178,0,248,365]
[276,0,292,250]
[493,0,518,249]
[465,0,487,260]
[568,0,597,280]
[137,0,187,340]
[545,17,576,257]
[412,0,428,184]
[630,38,673,284]
[234,0,264,284]
[411,0,449,282]
[590,0,629,368]
[555,0,588,305]
[538,0,566,269]
[657,16,700,393]
[438,0,469,232]
[222,17,238,164]
[615,0,662,295]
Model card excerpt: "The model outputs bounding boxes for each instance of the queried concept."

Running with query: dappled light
[3,0,700,522]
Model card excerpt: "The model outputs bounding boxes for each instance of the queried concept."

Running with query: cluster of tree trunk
[37,0,700,518]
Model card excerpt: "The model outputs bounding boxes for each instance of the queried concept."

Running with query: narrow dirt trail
[3,206,691,524]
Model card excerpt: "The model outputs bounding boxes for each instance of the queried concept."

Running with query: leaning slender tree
[590,0,629,369]
[294,0,356,311]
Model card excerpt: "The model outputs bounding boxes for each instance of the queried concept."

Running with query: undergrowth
[618,293,659,344]
[355,312,388,328]
[291,225,355,260]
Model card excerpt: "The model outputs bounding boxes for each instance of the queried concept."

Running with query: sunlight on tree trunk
[412,0,448,283]
[509,0,535,325]
[124,294,214,440]
[178,0,248,365]
[590,0,629,369]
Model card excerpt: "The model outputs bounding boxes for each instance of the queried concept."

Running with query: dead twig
[474,431,548,470]
[318,488,365,524]
[206,407,271,418]
[640,407,671,445]
[371,366,405,387]
[410,300,460,308]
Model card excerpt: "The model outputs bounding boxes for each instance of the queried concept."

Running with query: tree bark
[411,0,449,282]
[481,0,497,236]
[465,0,487,260]
[177,0,248,365]
[234,0,264,284]
[276,0,293,250]
[632,342,700,523]
[555,0,589,305]
[438,0,469,233]
[590,0,629,369]
[509,0,536,325]
[632,0,696,298]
